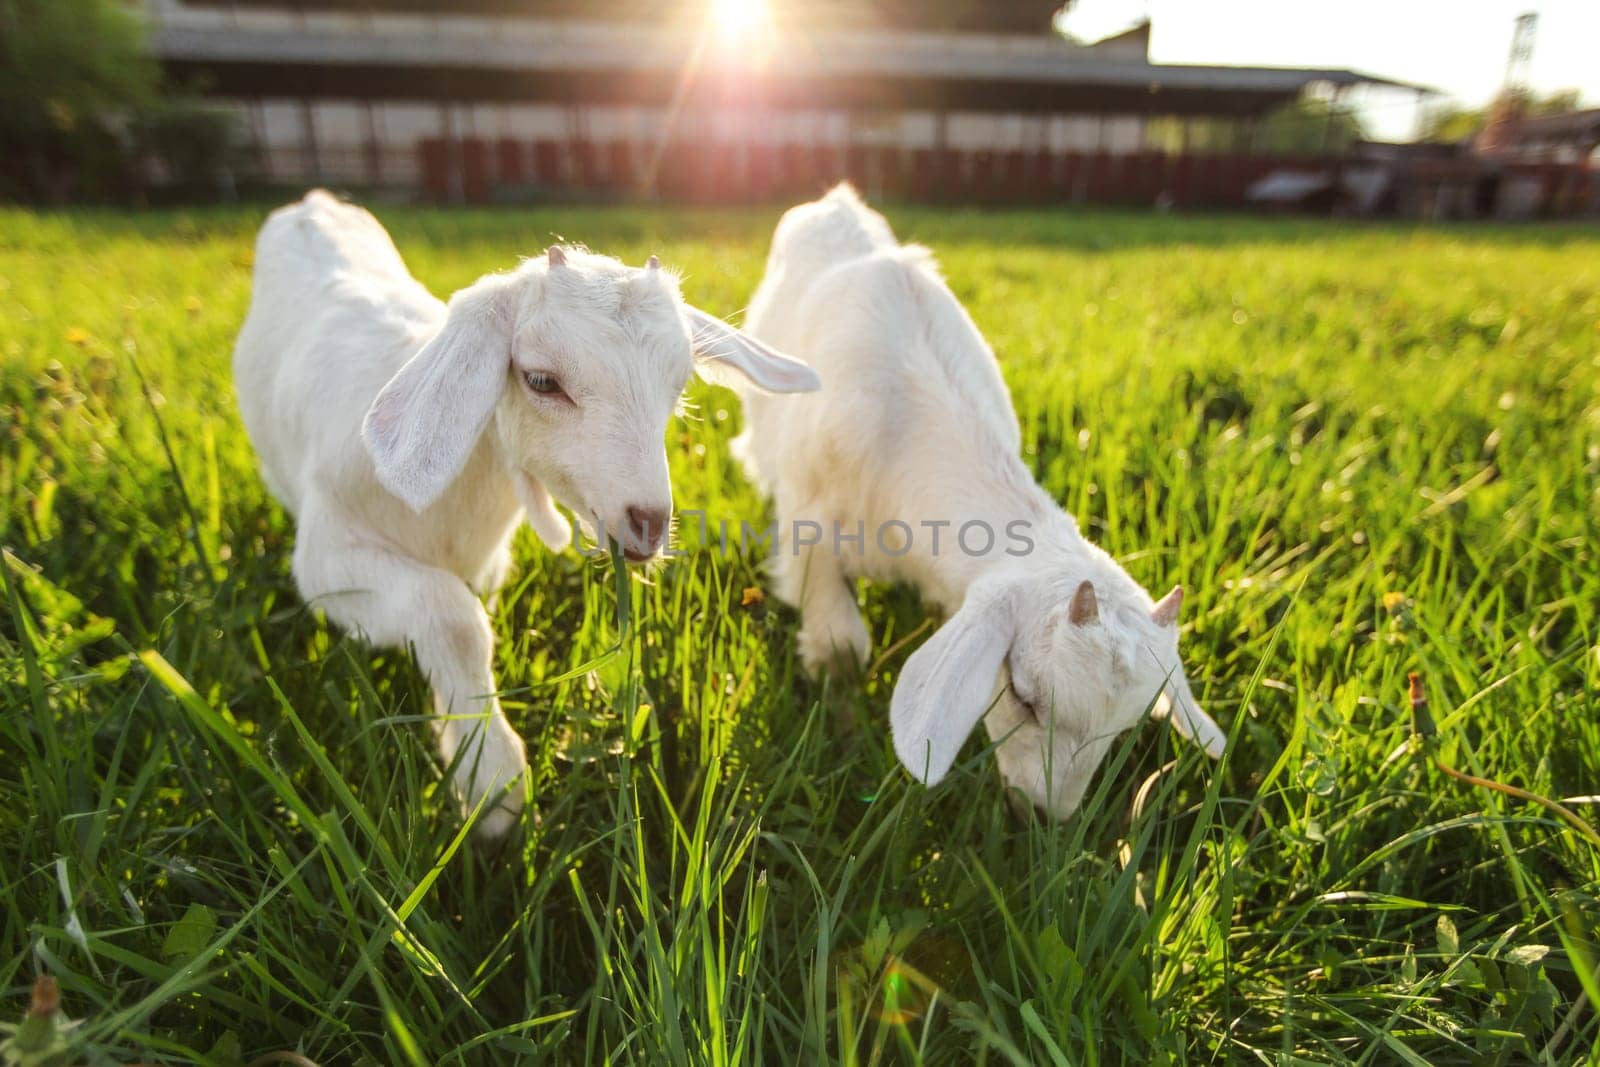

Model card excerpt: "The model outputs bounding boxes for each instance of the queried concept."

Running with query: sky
[1057,0,1600,140]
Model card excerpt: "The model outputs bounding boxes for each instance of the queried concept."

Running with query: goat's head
[362,246,819,562]
[889,565,1225,819]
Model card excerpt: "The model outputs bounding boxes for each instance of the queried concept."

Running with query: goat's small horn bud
[547,245,567,267]
[646,254,661,270]
[1152,584,1183,627]
[1068,580,1099,626]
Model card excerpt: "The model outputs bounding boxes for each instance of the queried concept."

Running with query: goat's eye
[523,370,564,397]
[1008,681,1041,724]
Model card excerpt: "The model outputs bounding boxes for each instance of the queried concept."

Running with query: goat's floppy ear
[1154,672,1227,759]
[891,578,1017,787]
[684,306,821,394]
[1142,585,1226,757]
[363,275,517,512]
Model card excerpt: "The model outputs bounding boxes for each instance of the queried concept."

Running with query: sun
[710,0,772,40]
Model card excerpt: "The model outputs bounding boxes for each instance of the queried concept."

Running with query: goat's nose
[626,505,671,548]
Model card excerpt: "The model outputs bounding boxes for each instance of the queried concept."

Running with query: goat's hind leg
[292,507,528,839]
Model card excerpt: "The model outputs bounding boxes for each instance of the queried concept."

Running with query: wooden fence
[418,138,1344,208]
[417,136,1599,215]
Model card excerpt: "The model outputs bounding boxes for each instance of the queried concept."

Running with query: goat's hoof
[471,801,522,842]
[460,767,529,843]
[798,621,870,680]
[466,778,526,841]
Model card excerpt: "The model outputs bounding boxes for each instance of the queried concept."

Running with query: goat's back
[767,183,894,275]
[233,191,441,513]
[739,190,1021,506]
[262,189,410,278]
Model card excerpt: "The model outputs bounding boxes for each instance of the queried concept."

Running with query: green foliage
[1254,95,1368,153]
[1421,107,1487,145]
[1146,96,1367,156]
[1420,87,1588,144]
[129,100,245,200]
[1,204,1598,1063]
[0,0,158,202]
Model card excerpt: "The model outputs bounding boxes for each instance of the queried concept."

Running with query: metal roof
[149,12,1424,116]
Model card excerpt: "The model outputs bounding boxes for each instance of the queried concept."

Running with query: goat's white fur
[735,184,1226,819]
[234,190,819,838]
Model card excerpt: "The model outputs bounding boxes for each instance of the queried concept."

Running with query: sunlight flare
[710,0,772,41]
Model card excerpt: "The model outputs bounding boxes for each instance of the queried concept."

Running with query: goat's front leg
[292,508,528,839]
[772,510,870,676]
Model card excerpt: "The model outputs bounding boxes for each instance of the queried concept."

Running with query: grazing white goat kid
[735,185,1226,819]
[234,191,819,838]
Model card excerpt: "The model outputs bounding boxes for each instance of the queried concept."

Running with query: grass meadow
[2,201,1599,1064]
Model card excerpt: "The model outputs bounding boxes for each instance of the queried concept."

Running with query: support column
[1328,85,1351,216]
[1244,115,1262,154]
[363,99,382,186]
[565,98,584,187]
[249,97,268,180]
[300,98,321,185]
[845,107,857,189]
[440,98,461,204]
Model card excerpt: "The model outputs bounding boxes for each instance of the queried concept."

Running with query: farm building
[1487,107,1600,165]
[141,0,1590,213]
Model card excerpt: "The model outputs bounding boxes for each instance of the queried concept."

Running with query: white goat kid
[736,184,1226,819]
[234,190,819,838]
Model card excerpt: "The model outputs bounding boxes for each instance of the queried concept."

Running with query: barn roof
[149,10,1423,116]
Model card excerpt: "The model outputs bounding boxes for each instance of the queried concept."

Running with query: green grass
[2,201,1599,1064]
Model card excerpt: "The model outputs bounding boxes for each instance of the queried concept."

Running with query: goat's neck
[919,447,1082,610]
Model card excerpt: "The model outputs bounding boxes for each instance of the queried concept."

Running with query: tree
[1144,96,1367,155]
[1419,106,1484,144]
[131,99,246,200]
[1419,88,1585,144]
[1252,95,1368,153]
[0,0,159,201]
